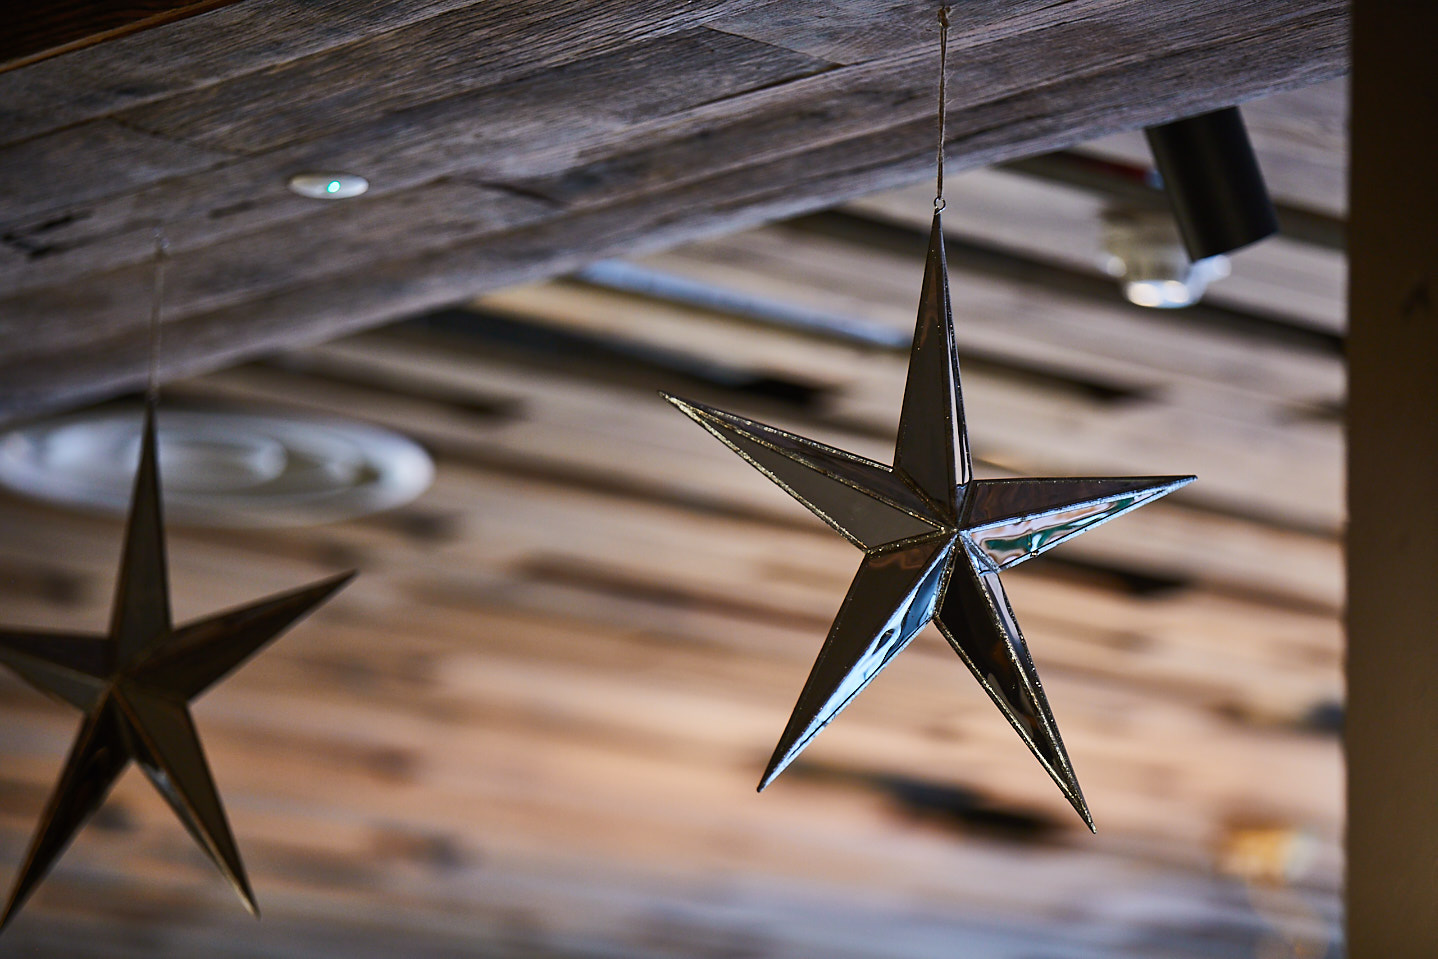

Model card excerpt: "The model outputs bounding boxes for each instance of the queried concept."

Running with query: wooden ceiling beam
[0,0,1347,422]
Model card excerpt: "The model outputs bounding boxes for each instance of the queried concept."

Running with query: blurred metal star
[0,401,354,928]
[664,212,1194,829]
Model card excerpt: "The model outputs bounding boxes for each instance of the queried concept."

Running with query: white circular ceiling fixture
[286,172,369,199]
[0,407,434,528]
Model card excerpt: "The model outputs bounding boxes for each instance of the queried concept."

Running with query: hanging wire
[147,229,169,404]
[935,6,951,212]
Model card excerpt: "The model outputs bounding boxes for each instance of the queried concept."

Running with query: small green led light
[326,180,341,194]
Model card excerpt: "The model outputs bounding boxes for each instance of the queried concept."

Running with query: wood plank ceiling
[0,3,1346,957]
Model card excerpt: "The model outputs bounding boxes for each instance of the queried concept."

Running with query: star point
[668,211,1194,826]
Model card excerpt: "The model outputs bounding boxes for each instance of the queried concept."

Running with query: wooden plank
[0,0,244,73]
[0,120,236,227]
[117,1,807,155]
[0,0,769,146]
[0,182,556,371]
[708,0,1051,64]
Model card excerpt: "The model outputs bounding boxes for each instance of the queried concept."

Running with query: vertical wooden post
[1347,3,1438,955]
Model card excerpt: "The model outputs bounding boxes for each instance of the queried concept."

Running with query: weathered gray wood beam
[0,0,762,142]
[0,0,1347,422]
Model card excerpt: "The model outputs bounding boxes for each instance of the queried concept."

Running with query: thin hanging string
[147,229,168,405]
[935,6,951,212]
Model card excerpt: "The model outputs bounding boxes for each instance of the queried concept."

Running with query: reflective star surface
[665,213,1194,828]
[0,401,354,928]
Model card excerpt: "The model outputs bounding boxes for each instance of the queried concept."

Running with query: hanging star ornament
[663,213,1194,828]
[0,400,354,927]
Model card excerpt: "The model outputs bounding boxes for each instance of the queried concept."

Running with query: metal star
[664,212,1194,828]
[0,401,354,927]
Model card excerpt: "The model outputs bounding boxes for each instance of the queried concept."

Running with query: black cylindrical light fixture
[1144,106,1278,260]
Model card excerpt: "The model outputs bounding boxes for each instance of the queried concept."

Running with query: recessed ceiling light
[287,172,369,200]
[0,406,433,528]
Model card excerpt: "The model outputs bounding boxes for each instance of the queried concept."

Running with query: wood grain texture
[0,0,768,144]
[0,0,1346,422]
[0,0,243,73]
